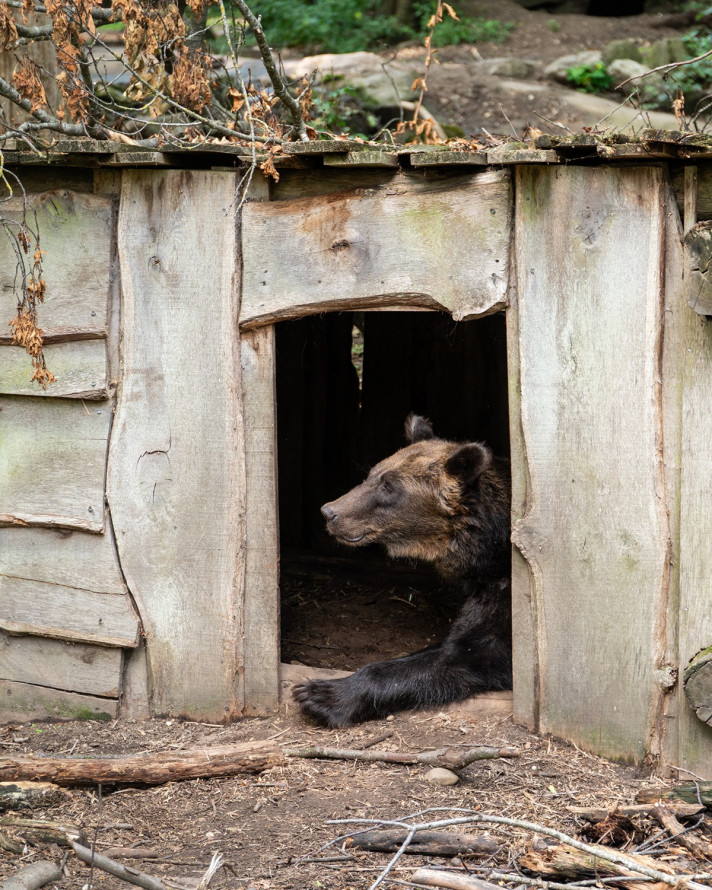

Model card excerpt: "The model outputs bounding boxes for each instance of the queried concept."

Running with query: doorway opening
[276,310,510,673]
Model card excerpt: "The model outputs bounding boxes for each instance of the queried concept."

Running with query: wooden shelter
[1,133,712,776]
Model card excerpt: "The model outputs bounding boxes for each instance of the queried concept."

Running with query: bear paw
[292,679,361,728]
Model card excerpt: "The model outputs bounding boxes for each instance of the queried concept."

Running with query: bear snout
[321,503,337,522]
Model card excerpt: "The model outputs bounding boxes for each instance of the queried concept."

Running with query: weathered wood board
[240,326,280,716]
[0,191,113,341]
[109,169,244,721]
[0,339,108,398]
[512,166,670,761]
[678,283,712,777]
[1,576,139,648]
[0,396,111,532]
[241,169,511,327]
[0,680,118,722]
[0,632,123,697]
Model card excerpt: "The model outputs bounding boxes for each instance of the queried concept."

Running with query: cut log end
[683,646,712,726]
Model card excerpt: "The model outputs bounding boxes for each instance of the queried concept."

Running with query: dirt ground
[403,0,685,135]
[0,698,688,890]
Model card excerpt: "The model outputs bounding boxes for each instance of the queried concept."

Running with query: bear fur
[293,414,512,728]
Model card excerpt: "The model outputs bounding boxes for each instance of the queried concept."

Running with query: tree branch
[231,0,309,141]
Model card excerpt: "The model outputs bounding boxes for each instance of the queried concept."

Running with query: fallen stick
[348,828,499,857]
[411,869,503,890]
[71,841,165,890]
[286,745,520,770]
[0,782,70,812]
[568,803,704,822]
[0,816,83,847]
[637,783,712,808]
[650,803,712,860]
[0,861,62,890]
[519,836,679,889]
[0,740,282,786]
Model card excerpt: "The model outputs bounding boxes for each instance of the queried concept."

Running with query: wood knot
[330,239,350,252]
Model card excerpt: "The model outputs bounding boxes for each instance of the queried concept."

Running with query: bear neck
[434,469,511,583]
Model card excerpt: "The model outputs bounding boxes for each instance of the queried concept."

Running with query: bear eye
[380,478,394,494]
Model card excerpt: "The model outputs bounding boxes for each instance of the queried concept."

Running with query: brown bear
[293,414,512,727]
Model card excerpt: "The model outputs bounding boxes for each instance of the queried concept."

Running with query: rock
[607,58,666,105]
[544,51,603,84]
[284,51,420,107]
[601,39,642,67]
[424,767,459,786]
[640,38,689,71]
[480,58,543,80]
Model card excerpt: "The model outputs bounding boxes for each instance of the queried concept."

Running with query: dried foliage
[2,170,55,388]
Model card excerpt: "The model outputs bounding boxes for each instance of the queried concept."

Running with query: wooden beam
[512,166,670,761]
[109,170,243,721]
[240,169,511,327]
[0,340,108,399]
[240,327,280,716]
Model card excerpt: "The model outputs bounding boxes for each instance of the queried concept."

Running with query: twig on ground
[286,745,519,770]
[71,841,165,890]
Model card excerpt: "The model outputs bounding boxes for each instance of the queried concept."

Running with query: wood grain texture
[240,327,280,716]
[0,681,118,722]
[0,632,123,697]
[240,169,511,327]
[678,258,712,777]
[1,576,139,648]
[512,166,669,761]
[109,170,243,721]
[0,191,113,341]
[0,396,111,532]
[0,340,108,398]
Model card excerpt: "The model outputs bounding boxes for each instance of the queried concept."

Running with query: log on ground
[348,829,500,857]
[0,740,283,786]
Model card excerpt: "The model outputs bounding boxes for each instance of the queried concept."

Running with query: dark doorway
[276,310,510,671]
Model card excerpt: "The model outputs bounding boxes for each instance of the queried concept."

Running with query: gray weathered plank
[241,326,280,716]
[0,339,108,398]
[512,165,669,762]
[0,680,118,722]
[678,247,712,777]
[1,576,139,648]
[0,396,111,532]
[0,190,113,341]
[240,169,511,327]
[108,169,244,721]
[323,150,399,168]
[0,632,123,697]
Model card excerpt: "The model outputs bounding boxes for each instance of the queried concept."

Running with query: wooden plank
[323,150,399,168]
[0,396,111,532]
[512,166,669,762]
[1,577,139,648]
[240,169,511,327]
[0,191,113,341]
[0,632,123,697]
[408,150,488,167]
[487,147,558,164]
[678,232,712,777]
[0,340,108,398]
[108,169,243,721]
[241,326,280,716]
[0,681,118,722]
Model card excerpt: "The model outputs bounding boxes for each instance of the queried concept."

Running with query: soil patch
[0,709,683,889]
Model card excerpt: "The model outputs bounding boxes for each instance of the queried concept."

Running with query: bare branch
[231,0,309,141]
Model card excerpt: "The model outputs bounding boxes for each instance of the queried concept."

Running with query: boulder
[480,57,543,80]
[640,38,689,70]
[544,51,603,84]
[284,51,420,107]
[601,39,642,67]
[607,58,666,105]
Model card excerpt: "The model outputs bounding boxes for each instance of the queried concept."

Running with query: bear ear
[445,442,492,483]
[404,414,434,443]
